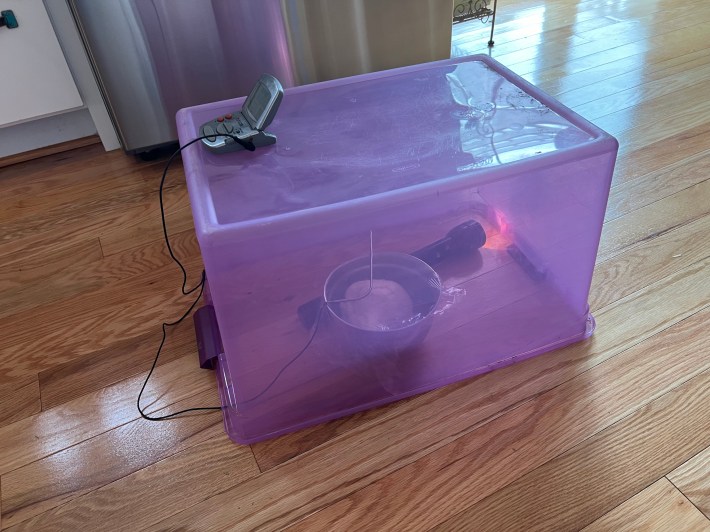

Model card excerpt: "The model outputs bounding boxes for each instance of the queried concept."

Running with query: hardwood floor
[1,0,709,529]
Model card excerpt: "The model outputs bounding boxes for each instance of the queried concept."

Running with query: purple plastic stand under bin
[194,306,222,370]
[178,54,618,444]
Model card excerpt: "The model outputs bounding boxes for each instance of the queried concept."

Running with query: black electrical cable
[136,273,215,421]
[242,302,326,404]
[159,135,254,297]
[137,134,254,421]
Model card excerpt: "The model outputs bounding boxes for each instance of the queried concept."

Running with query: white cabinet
[0,0,83,127]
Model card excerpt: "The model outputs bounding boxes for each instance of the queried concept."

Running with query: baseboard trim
[0,135,102,169]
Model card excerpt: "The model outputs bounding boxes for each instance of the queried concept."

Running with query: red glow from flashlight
[483,209,514,250]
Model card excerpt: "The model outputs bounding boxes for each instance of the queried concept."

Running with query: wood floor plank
[38,321,195,410]
[146,258,709,528]
[453,2,617,51]
[595,80,710,141]
[0,229,198,320]
[454,27,589,59]
[581,478,710,532]
[0,161,163,228]
[552,48,710,108]
[286,306,710,531]
[590,214,710,311]
[572,60,710,122]
[452,0,640,49]
[0,389,222,529]
[605,151,710,222]
[596,178,710,263]
[0,237,102,279]
[521,43,647,86]
[0,375,41,428]
[0,144,123,197]
[0,238,103,318]
[0,350,215,476]
[432,369,710,531]
[0,178,189,260]
[571,0,710,42]
[2,154,159,227]
[0,142,168,229]
[492,3,710,69]
[98,195,196,257]
[0,256,203,380]
[612,121,710,187]
[668,446,710,519]
[5,434,259,532]
[250,398,406,472]
[496,16,710,75]
[515,16,710,91]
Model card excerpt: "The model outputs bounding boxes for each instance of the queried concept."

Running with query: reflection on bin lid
[180,57,601,225]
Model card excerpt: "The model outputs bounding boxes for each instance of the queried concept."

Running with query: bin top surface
[177,55,609,227]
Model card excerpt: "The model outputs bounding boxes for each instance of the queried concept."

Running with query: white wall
[0,0,83,127]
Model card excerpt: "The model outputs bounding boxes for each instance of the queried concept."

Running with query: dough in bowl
[340,278,414,330]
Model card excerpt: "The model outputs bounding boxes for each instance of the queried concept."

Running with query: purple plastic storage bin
[177,55,618,444]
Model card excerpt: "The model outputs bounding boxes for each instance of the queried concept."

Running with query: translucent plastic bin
[177,55,618,444]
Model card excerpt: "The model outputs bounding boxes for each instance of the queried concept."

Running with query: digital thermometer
[200,74,284,153]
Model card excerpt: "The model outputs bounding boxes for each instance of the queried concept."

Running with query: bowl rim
[323,251,442,333]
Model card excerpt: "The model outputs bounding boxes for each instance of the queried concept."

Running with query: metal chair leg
[488,0,497,46]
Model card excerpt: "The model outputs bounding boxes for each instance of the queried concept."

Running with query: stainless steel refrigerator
[69,0,453,153]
